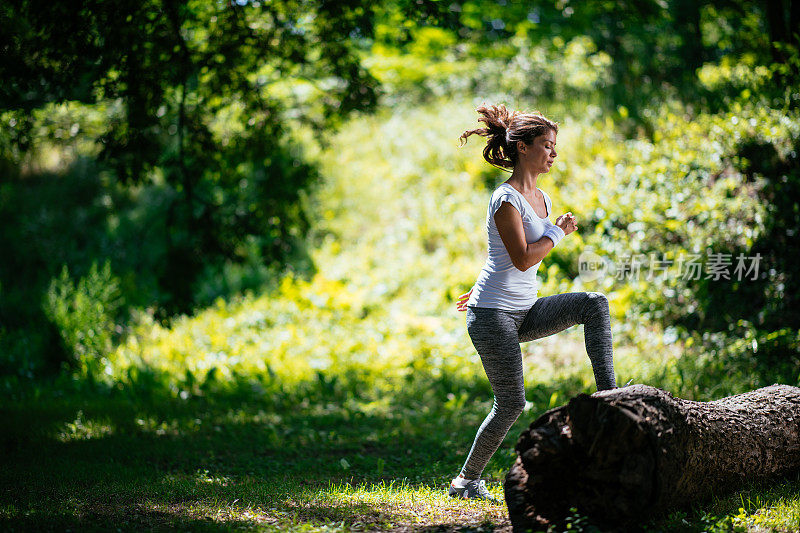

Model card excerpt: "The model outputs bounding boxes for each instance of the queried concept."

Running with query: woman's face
[519,129,557,174]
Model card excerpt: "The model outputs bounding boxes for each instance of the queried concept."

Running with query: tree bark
[504,384,800,530]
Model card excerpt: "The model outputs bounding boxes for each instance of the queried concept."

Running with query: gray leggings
[459,292,616,480]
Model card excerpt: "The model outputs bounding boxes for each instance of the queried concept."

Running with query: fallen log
[504,384,800,531]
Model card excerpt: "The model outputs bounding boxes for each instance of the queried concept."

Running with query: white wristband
[543,225,565,247]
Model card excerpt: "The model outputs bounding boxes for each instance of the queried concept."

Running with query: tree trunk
[504,384,800,530]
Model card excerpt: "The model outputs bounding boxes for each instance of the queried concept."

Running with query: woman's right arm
[494,202,576,271]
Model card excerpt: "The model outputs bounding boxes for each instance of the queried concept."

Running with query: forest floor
[2,376,799,532]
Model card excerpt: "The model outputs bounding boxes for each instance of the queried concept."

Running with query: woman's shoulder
[491,182,521,200]
[489,183,526,215]
[491,183,522,203]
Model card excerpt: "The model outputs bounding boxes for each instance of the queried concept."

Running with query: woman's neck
[507,167,540,195]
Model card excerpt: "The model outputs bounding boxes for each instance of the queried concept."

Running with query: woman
[448,104,617,502]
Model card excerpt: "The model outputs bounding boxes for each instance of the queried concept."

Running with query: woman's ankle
[452,474,476,488]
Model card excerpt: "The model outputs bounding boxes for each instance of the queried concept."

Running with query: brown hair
[458,103,559,172]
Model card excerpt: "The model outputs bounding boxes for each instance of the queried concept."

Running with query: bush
[42,260,123,378]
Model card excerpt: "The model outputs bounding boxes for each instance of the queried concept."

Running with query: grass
[3,365,800,532]
[2,372,516,532]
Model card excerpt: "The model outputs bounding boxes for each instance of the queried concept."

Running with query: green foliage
[1,0,384,317]
[3,0,799,382]
[366,29,613,109]
[370,0,800,124]
[42,260,123,378]
[0,158,121,377]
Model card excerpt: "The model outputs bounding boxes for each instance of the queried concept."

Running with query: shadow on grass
[7,366,795,532]
[1,511,259,533]
[2,368,556,531]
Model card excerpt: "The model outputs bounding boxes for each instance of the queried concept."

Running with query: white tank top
[466,183,557,311]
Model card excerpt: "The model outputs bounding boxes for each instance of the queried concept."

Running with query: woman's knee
[586,291,608,305]
[497,396,526,419]
[583,291,609,319]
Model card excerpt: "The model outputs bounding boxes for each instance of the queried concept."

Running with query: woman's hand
[456,289,472,312]
[555,212,578,235]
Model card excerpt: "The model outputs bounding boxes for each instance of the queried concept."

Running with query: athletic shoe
[447,479,501,503]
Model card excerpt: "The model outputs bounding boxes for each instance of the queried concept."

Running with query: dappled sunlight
[731,495,800,532]
[293,480,509,530]
[98,500,280,529]
[56,410,115,442]
[193,469,235,487]
[144,474,511,530]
